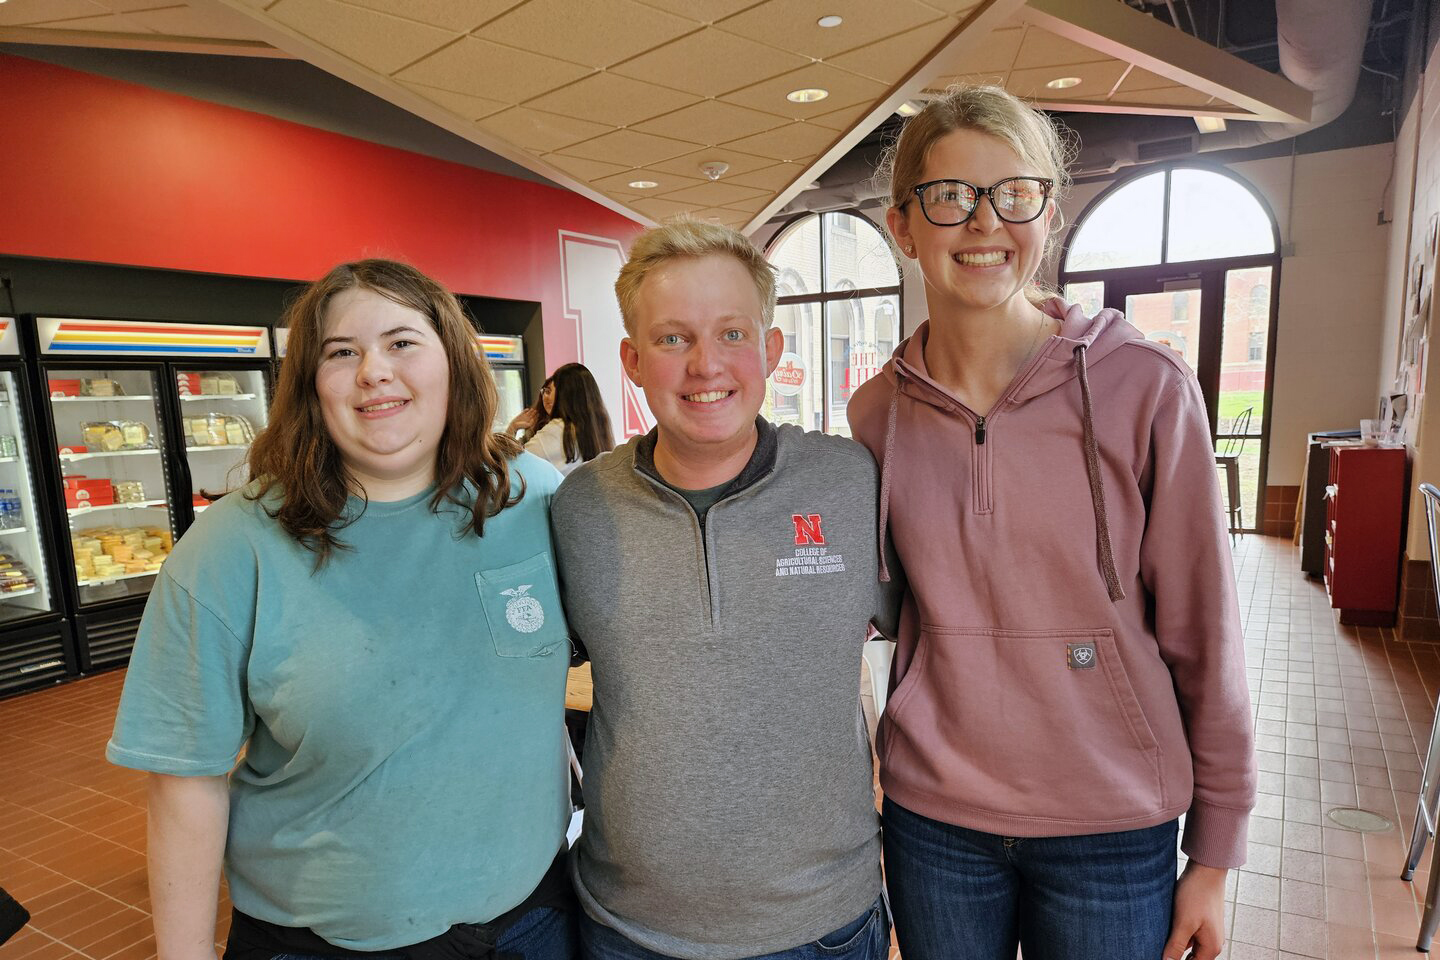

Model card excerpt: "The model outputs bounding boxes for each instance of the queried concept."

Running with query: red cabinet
[1324,445,1406,624]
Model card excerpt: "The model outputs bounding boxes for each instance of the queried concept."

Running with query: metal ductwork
[1196,0,1375,151]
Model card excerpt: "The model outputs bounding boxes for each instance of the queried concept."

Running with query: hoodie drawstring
[1074,344,1127,602]
[876,386,901,583]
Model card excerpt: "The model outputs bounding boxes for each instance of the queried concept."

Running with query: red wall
[0,53,643,366]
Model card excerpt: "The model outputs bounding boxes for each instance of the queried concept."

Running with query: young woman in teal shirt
[109,260,575,960]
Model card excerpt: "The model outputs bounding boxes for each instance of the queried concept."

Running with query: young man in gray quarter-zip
[551,218,901,960]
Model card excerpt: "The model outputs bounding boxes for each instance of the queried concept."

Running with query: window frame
[766,209,903,434]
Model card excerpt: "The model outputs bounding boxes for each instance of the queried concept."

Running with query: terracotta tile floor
[2,535,1440,959]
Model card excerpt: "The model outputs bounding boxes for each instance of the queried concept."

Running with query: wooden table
[566,663,592,712]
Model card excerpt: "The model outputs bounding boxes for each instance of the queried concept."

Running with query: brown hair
[546,362,614,464]
[248,259,522,561]
[878,84,1076,301]
[614,216,776,336]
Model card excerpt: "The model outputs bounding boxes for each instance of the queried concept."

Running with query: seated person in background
[551,218,900,960]
[524,363,615,476]
[107,259,576,960]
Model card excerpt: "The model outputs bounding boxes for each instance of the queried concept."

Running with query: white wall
[1045,145,1392,486]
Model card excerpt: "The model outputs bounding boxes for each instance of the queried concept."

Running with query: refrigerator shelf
[67,499,168,517]
[0,457,15,464]
[0,527,31,537]
[59,448,161,462]
[78,570,158,587]
[186,444,250,452]
[0,586,39,600]
[50,395,156,402]
[179,393,258,402]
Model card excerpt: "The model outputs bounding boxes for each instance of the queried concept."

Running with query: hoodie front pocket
[883,627,1165,825]
[475,553,567,659]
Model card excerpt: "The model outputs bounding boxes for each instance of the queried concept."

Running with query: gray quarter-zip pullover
[551,419,898,960]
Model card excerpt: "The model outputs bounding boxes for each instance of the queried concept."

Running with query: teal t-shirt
[107,454,570,950]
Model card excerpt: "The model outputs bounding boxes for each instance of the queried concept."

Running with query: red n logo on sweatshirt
[792,514,825,545]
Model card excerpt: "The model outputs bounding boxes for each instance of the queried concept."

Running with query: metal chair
[1401,482,1440,950]
[1215,406,1253,534]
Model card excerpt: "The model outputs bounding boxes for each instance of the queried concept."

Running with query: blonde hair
[877,84,1076,300]
[615,217,777,335]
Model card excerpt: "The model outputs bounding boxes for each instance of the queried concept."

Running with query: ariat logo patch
[1067,642,1097,670]
[791,513,826,545]
[777,514,845,577]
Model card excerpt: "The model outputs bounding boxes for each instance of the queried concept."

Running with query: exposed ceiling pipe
[1196,0,1375,151]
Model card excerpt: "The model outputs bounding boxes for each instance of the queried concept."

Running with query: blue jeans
[272,905,575,960]
[578,898,888,960]
[882,797,1177,960]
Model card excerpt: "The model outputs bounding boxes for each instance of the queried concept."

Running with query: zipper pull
[975,416,986,445]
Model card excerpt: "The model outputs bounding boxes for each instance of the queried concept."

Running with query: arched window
[1060,164,1280,533]
[766,211,901,436]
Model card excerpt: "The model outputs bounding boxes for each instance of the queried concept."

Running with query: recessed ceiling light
[1045,77,1082,90]
[895,100,923,117]
[1193,115,1227,133]
[628,180,659,189]
[787,88,830,103]
[817,15,843,27]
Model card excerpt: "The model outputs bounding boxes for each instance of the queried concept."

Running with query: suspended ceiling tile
[725,161,804,192]
[555,128,702,168]
[632,99,788,146]
[476,107,614,153]
[1012,23,1112,69]
[918,0,982,15]
[395,36,592,101]
[635,0,759,22]
[693,207,752,227]
[104,1,193,12]
[654,179,769,207]
[722,122,837,163]
[476,0,698,69]
[122,5,264,38]
[523,71,696,128]
[721,62,885,121]
[923,72,1007,93]
[630,196,703,220]
[824,19,960,85]
[1109,85,1224,109]
[269,0,457,75]
[1005,61,1129,101]
[0,0,110,26]
[591,168,707,194]
[339,0,521,33]
[647,147,774,179]
[1115,65,1182,93]
[13,12,145,30]
[399,81,509,119]
[542,154,632,182]
[611,26,807,99]
[805,101,872,132]
[944,23,1023,76]
[717,0,941,61]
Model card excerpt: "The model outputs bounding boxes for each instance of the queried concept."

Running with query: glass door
[175,367,270,518]
[46,366,178,603]
[1104,269,1271,532]
[0,369,55,623]
[491,366,526,433]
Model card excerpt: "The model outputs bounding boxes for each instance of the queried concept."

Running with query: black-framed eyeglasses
[910,177,1054,226]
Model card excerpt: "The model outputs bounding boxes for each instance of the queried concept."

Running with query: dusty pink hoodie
[848,299,1255,869]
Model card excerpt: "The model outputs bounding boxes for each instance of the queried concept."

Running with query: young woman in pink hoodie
[847,85,1254,960]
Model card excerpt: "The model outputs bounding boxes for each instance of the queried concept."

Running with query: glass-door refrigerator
[478,335,528,431]
[0,317,72,696]
[34,317,272,671]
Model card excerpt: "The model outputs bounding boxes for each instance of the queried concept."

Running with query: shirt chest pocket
[475,552,568,659]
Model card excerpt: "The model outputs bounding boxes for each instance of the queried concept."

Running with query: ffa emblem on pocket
[501,585,545,633]
[1067,642,1097,670]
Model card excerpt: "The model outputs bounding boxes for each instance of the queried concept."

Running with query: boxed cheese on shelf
[176,372,202,396]
[48,379,81,397]
[80,420,152,451]
[73,524,172,581]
